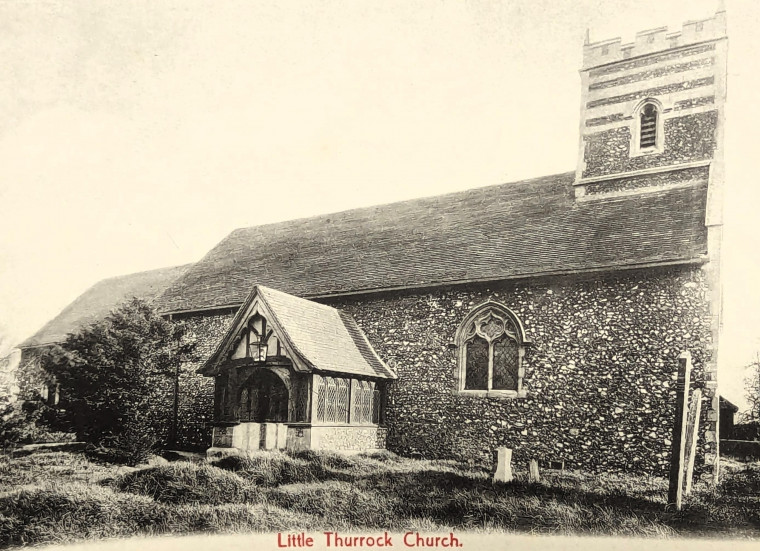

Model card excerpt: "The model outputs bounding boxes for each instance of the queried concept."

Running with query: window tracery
[456,302,528,397]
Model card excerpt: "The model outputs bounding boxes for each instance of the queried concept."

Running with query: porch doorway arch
[238,369,289,423]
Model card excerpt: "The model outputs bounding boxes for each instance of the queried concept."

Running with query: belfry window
[632,99,663,155]
[456,302,528,397]
[639,103,658,149]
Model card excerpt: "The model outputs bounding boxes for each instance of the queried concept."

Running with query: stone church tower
[575,9,728,480]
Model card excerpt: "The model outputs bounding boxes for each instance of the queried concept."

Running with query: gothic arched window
[639,103,658,148]
[632,99,663,155]
[455,302,529,397]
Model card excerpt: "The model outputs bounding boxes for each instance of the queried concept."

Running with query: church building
[17,10,728,479]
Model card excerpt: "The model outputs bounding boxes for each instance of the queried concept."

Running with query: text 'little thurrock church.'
[17,8,728,479]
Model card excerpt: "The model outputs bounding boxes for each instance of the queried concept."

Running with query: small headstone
[493,447,513,483]
[529,459,540,482]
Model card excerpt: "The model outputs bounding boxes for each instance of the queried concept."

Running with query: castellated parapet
[582,11,726,70]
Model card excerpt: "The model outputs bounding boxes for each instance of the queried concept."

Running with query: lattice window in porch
[325,377,338,423]
[351,380,364,423]
[336,378,350,423]
[315,376,326,422]
[293,377,310,422]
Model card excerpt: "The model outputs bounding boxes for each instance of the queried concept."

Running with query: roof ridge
[95,263,194,284]
[228,171,576,235]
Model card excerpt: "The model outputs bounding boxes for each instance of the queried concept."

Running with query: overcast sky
[1,0,758,408]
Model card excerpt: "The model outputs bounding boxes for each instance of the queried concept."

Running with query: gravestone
[494,447,513,483]
[529,459,540,482]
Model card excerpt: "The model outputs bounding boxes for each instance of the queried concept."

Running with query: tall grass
[112,462,261,505]
[0,447,758,547]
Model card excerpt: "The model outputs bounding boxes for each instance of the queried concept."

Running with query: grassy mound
[113,462,260,505]
[212,450,389,486]
[0,482,319,547]
[269,480,398,528]
[212,452,322,485]
[0,483,166,547]
[359,449,404,463]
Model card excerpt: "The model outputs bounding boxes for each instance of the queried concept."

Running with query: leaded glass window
[465,336,489,390]
[457,302,527,394]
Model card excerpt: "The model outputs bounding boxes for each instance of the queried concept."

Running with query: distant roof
[200,285,395,379]
[19,265,191,349]
[156,171,709,314]
[720,396,739,413]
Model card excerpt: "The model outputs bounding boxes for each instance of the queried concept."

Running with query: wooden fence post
[667,351,692,510]
[683,388,703,496]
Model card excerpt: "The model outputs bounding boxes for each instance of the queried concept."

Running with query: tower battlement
[583,10,726,70]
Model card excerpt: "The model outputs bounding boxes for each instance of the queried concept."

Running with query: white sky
[1,0,758,409]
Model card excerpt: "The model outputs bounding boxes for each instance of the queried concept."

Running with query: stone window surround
[630,97,665,157]
[454,301,530,399]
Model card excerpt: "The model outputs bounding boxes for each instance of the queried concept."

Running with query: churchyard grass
[0,447,758,547]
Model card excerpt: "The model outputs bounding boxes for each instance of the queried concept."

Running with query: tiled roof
[156,172,709,314]
[19,265,191,349]
[201,285,395,379]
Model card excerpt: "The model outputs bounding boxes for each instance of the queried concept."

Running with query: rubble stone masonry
[17,264,714,475]
[331,265,712,476]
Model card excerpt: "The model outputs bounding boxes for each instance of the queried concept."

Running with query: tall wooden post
[668,351,692,510]
[683,389,703,496]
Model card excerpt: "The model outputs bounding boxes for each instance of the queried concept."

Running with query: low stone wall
[311,425,388,451]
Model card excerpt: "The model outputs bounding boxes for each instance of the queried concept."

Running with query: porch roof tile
[201,285,395,379]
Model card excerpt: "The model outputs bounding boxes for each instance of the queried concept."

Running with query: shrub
[718,464,760,496]
[43,299,195,462]
[112,462,260,505]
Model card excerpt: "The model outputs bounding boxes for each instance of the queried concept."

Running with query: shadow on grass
[359,468,760,536]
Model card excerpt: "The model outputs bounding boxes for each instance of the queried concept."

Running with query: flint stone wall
[329,265,712,476]
[176,313,235,450]
[311,425,388,451]
[16,265,713,474]
[582,111,718,178]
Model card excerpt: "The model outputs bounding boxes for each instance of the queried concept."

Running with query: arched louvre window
[639,103,658,149]
[456,302,528,396]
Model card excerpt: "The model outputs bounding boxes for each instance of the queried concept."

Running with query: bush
[43,299,195,460]
[0,398,69,450]
[112,462,260,505]
[718,464,760,496]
